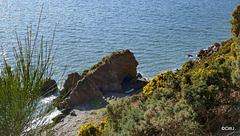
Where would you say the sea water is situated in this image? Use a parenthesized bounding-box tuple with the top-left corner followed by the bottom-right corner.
(0, 0, 238, 82)
(0, 0, 238, 127)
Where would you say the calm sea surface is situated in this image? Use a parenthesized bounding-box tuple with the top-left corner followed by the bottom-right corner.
(0, 0, 239, 87)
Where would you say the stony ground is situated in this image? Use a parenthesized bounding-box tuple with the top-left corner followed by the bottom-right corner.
(41, 89, 143, 136)
(49, 106, 100, 136)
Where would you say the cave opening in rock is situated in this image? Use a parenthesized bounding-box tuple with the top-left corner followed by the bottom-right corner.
(121, 77, 132, 91)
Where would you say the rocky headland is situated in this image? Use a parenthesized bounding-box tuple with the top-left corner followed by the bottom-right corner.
(44, 49, 149, 135)
(58, 49, 148, 109)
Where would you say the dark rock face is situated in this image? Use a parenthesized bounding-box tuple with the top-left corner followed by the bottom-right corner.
(87, 50, 138, 93)
(121, 73, 149, 92)
(66, 77, 103, 107)
(197, 42, 223, 60)
(60, 72, 84, 99)
(41, 78, 58, 96)
(59, 49, 139, 109)
(131, 77, 149, 91)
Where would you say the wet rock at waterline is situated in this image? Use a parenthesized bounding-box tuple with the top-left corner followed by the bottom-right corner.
(197, 42, 223, 60)
(41, 78, 58, 96)
(60, 72, 84, 99)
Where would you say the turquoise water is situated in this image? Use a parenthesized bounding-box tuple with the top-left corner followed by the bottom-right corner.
(0, 0, 238, 85)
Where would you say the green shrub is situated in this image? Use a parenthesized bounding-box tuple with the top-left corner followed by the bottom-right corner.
(229, 5, 240, 84)
(182, 73, 192, 85)
(104, 91, 201, 136)
(0, 10, 58, 135)
(143, 70, 180, 98)
(182, 60, 194, 72)
(230, 4, 240, 41)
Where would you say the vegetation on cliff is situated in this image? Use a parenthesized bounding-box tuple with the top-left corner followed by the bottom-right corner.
(89, 49, 131, 71)
(79, 5, 240, 136)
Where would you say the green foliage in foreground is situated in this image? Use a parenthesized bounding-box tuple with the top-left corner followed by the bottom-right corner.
(0, 13, 57, 135)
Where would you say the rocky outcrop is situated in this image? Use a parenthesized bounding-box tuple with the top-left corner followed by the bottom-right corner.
(59, 72, 84, 99)
(197, 42, 223, 59)
(66, 77, 103, 107)
(87, 49, 138, 93)
(41, 78, 58, 96)
(59, 49, 140, 109)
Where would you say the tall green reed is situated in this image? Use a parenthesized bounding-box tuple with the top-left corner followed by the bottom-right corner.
(0, 8, 58, 135)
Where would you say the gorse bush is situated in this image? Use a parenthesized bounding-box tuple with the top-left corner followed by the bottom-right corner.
(143, 72, 166, 97)
(0, 9, 58, 135)
(143, 70, 180, 98)
(180, 39, 236, 121)
(99, 119, 107, 132)
(104, 91, 200, 136)
(78, 122, 101, 136)
(78, 120, 107, 136)
(182, 60, 194, 72)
